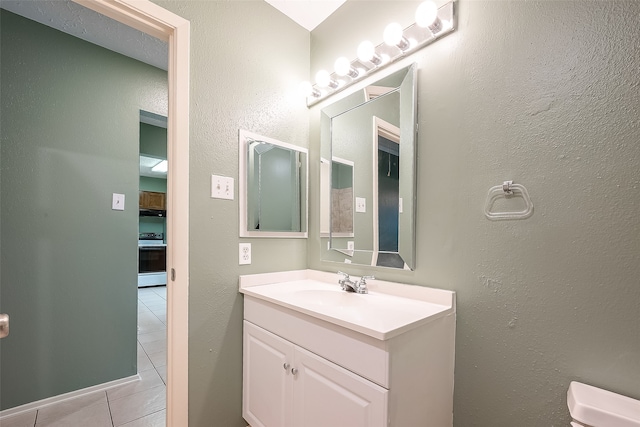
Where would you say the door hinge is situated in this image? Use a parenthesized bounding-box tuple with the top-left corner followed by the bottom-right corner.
(171, 268, 176, 281)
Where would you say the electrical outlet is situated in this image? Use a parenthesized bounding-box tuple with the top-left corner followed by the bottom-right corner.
(239, 243, 251, 265)
(347, 241, 354, 251)
(399, 197, 403, 213)
(355, 197, 366, 213)
(211, 174, 234, 200)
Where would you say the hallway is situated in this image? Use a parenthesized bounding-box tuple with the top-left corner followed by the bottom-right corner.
(2, 286, 167, 427)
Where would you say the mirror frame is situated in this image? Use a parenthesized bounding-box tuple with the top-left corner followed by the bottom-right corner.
(321, 64, 417, 269)
(239, 129, 309, 238)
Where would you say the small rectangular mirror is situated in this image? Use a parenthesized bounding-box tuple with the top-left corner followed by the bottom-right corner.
(239, 129, 308, 238)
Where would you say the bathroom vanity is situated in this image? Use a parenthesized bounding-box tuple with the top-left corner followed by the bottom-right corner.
(240, 270, 456, 427)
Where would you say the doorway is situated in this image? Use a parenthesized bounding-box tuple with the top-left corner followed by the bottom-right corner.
(0, 1, 189, 425)
(372, 117, 404, 269)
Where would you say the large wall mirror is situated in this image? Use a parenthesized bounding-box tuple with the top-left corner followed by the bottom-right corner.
(239, 129, 308, 238)
(321, 64, 417, 269)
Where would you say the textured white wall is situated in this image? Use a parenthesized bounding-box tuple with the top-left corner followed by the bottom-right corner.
(309, 1, 640, 425)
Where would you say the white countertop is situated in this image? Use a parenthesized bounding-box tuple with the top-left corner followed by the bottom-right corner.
(239, 269, 455, 340)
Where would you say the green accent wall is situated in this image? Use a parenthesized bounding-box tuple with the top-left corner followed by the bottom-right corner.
(139, 176, 167, 193)
(332, 162, 353, 189)
(152, 1, 310, 425)
(309, 1, 640, 426)
(0, 10, 167, 410)
(140, 122, 167, 159)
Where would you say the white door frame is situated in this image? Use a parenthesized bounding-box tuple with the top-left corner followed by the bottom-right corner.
(73, 1, 190, 425)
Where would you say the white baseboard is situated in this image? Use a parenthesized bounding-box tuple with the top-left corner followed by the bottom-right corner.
(0, 373, 140, 420)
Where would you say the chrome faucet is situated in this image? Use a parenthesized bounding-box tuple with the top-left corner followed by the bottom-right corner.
(337, 272, 374, 294)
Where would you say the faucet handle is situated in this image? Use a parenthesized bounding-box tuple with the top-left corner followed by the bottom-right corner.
(337, 271, 350, 280)
(358, 275, 375, 285)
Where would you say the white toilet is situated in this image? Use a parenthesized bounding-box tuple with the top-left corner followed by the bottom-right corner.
(567, 381, 640, 427)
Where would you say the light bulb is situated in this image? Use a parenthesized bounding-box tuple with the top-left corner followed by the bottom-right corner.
(415, 1, 442, 33)
(334, 57, 359, 79)
(415, 1, 438, 27)
(298, 81, 320, 98)
(383, 23, 403, 46)
(357, 40, 382, 65)
(315, 70, 331, 87)
(383, 23, 410, 50)
(357, 41, 374, 61)
(334, 57, 350, 76)
(315, 69, 338, 89)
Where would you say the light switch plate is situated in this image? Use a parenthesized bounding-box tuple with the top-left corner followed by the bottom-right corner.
(347, 241, 354, 251)
(112, 193, 125, 211)
(399, 197, 403, 213)
(355, 197, 366, 213)
(211, 174, 234, 200)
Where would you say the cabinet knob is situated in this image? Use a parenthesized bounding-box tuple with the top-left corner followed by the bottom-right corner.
(283, 363, 290, 371)
(291, 368, 298, 376)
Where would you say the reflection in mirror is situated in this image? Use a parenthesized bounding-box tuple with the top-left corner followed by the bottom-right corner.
(320, 64, 417, 269)
(239, 129, 308, 238)
(374, 117, 403, 268)
(320, 157, 354, 238)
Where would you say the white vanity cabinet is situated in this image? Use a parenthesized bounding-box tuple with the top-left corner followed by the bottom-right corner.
(243, 320, 387, 427)
(240, 270, 456, 427)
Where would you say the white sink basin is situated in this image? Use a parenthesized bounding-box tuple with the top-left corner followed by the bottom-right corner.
(239, 270, 455, 340)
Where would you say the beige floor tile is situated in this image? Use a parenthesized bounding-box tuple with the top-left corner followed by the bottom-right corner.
(152, 288, 166, 298)
(140, 339, 166, 355)
(137, 319, 165, 335)
(109, 386, 166, 426)
(107, 369, 164, 401)
(139, 301, 164, 310)
(0, 410, 37, 427)
(118, 409, 165, 427)
(138, 312, 160, 323)
(142, 301, 165, 311)
(147, 349, 166, 368)
(137, 331, 166, 343)
(150, 308, 166, 317)
(138, 346, 154, 372)
(35, 392, 111, 427)
(155, 365, 167, 385)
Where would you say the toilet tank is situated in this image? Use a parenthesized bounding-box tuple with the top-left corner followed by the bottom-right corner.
(568, 381, 640, 427)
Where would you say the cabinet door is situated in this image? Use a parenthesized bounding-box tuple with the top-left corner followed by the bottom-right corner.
(139, 191, 166, 210)
(147, 192, 165, 210)
(243, 321, 294, 427)
(292, 346, 388, 427)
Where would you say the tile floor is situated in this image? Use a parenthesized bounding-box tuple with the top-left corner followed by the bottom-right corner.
(2, 286, 168, 427)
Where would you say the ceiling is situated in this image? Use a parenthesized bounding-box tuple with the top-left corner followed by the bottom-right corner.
(0, 0, 345, 71)
(264, 0, 345, 31)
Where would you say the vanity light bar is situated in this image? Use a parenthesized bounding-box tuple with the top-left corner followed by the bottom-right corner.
(301, 0, 456, 107)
